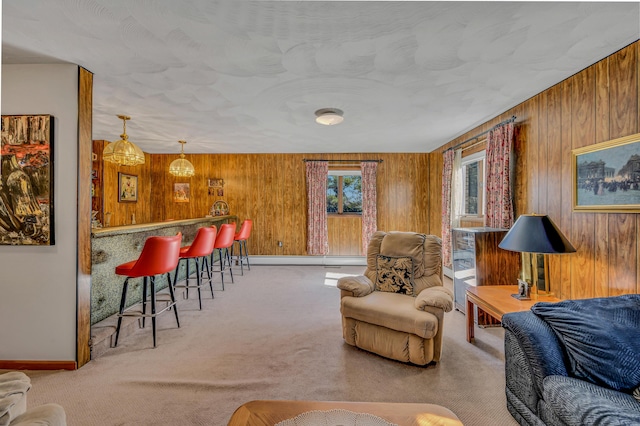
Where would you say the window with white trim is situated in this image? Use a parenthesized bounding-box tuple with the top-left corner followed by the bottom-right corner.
(461, 151, 485, 217)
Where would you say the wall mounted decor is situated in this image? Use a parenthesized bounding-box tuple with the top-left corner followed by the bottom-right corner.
(174, 183, 190, 203)
(572, 132, 640, 212)
(208, 178, 224, 187)
(118, 172, 138, 202)
(0, 114, 55, 245)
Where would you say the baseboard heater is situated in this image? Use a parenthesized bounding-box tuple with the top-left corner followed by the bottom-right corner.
(249, 255, 366, 266)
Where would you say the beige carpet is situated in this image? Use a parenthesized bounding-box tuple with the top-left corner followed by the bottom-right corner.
(6, 265, 518, 426)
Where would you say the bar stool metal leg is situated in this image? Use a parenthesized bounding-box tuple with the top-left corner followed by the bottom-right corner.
(113, 278, 130, 348)
(166, 272, 180, 327)
(150, 276, 157, 348)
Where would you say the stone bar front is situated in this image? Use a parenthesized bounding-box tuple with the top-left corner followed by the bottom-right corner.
(91, 216, 237, 325)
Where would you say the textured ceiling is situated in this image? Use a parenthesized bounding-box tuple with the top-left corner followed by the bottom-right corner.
(3, 1, 639, 154)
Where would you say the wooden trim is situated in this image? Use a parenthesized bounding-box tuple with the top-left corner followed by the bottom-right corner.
(77, 67, 93, 368)
(0, 360, 76, 371)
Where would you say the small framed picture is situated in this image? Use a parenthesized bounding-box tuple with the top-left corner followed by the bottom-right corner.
(118, 173, 138, 202)
(174, 182, 190, 202)
(208, 178, 224, 187)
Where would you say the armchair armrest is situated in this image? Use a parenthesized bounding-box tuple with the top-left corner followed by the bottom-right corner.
(337, 275, 374, 297)
(415, 286, 453, 312)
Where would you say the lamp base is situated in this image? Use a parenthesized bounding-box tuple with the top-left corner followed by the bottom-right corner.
(511, 293, 531, 301)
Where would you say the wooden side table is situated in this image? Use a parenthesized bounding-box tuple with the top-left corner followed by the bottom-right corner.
(465, 285, 560, 343)
(228, 400, 462, 426)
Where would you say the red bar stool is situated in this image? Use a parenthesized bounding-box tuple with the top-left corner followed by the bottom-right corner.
(211, 223, 235, 289)
(173, 226, 217, 310)
(231, 219, 253, 275)
(113, 232, 182, 348)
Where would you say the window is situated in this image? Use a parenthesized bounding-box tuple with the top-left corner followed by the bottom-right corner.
(461, 152, 485, 216)
(327, 171, 362, 214)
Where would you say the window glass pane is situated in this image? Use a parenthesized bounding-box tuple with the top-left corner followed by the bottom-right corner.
(327, 175, 338, 213)
(464, 162, 479, 214)
(342, 176, 362, 213)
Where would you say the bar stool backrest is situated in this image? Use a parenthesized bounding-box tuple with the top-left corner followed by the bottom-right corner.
(129, 232, 182, 277)
(214, 224, 235, 249)
(235, 219, 253, 240)
(183, 226, 216, 257)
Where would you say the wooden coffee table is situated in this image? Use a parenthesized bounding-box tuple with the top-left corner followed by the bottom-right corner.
(228, 400, 462, 425)
(465, 285, 560, 343)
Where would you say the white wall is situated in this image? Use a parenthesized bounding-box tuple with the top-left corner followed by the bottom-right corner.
(0, 64, 79, 361)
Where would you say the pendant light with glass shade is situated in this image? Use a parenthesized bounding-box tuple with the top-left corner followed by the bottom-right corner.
(169, 140, 196, 177)
(103, 115, 145, 166)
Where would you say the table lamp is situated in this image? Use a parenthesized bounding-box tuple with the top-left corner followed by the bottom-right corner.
(498, 214, 576, 300)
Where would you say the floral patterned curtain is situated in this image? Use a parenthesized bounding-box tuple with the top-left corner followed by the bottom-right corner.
(306, 161, 329, 255)
(361, 162, 378, 255)
(441, 149, 455, 269)
(486, 122, 515, 229)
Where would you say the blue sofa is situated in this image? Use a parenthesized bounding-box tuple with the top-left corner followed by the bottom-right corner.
(502, 294, 640, 426)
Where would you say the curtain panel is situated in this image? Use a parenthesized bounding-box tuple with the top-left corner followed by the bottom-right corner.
(306, 161, 329, 255)
(485, 122, 515, 229)
(361, 162, 378, 255)
(441, 149, 455, 269)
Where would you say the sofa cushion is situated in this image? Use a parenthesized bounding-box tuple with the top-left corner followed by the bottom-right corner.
(543, 375, 640, 426)
(531, 294, 640, 392)
(341, 291, 438, 339)
(375, 255, 414, 296)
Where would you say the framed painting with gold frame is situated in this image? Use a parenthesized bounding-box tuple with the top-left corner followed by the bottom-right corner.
(572, 132, 640, 212)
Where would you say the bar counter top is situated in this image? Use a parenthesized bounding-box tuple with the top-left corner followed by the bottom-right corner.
(92, 216, 235, 237)
(91, 215, 237, 326)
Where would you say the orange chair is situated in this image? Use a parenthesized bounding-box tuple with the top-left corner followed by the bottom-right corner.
(211, 223, 235, 289)
(231, 219, 253, 275)
(173, 226, 217, 310)
(113, 233, 182, 348)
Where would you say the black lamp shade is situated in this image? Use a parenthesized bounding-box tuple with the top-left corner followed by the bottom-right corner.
(499, 214, 576, 254)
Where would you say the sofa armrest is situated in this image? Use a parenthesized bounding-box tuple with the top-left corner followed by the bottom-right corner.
(414, 286, 453, 312)
(502, 311, 569, 398)
(337, 275, 374, 297)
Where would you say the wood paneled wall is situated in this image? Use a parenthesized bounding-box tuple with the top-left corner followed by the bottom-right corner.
(97, 142, 152, 227)
(432, 41, 640, 299)
(105, 153, 432, 256)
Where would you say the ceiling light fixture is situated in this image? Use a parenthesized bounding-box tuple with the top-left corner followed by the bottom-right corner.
(103, 115, 145, 166)
(169, 140, 196, 177)
(315, 108, 344, 126)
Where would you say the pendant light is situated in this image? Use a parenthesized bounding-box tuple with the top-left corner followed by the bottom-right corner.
(103, 115, 145, 166)
(169, 140, 196, 177)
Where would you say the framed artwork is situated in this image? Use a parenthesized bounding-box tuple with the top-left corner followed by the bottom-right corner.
(0, 114, 55, 245)
(573, 132, 640, 212)
(174, 183, 190, 202)
(208, 178, 224, 187)
(118, 173, 138, 202)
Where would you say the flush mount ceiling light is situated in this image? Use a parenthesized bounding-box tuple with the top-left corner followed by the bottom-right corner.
(103, 115, 145, 166)
(315, 108, 344, 126)
(169, 140, 196, 177)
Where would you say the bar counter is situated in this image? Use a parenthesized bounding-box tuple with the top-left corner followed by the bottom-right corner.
(91, 216, 237, 325)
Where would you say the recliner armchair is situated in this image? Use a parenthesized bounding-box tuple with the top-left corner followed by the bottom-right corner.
(337, 231, 453, 365)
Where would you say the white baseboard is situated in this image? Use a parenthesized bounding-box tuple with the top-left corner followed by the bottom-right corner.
(248, 255, 366, 266)
(443, 266, 453, 279)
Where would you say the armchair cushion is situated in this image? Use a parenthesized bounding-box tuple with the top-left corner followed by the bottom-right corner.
(531, 294, 640, 392)
(375, 255, 414, 296)
(415, 286, 454, 312)
(341, 291, 438, 339)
